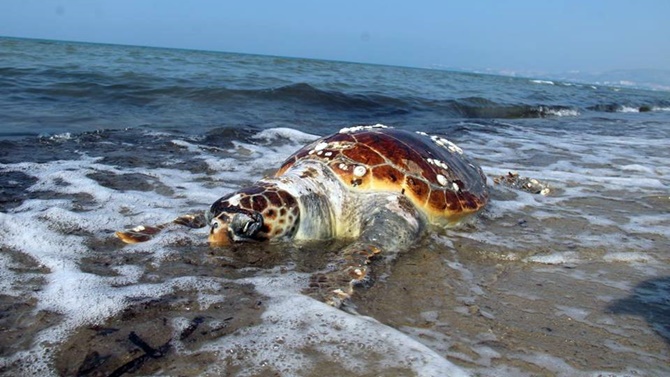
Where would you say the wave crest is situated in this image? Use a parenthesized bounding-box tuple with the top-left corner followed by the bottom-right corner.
(3, 66, 668, 121)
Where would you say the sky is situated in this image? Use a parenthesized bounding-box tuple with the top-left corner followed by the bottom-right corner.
(1, 0, 669, 75)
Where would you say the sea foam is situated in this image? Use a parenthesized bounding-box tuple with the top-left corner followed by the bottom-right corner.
(1, 126, 669, 376)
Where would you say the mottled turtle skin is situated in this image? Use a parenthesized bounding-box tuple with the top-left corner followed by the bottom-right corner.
(118, 125, 489, 308)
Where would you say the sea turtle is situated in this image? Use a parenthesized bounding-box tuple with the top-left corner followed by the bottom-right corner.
(116, 124, 489, 307)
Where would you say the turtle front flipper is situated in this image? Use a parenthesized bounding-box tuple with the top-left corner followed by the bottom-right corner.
(115, 213, 207, 244)
(306, 243, 381, 308)
(115, 224, 166, 244)
(304, 194, 423, 308)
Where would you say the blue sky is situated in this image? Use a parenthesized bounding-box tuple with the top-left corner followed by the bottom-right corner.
(2, 0, 668, 74)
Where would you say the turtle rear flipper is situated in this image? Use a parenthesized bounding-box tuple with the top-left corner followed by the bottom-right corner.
(172, 213, 208, 228)
(116, 212, 208, 244)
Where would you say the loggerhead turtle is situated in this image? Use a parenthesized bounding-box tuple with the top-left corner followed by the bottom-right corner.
(116, 124, 489, 307)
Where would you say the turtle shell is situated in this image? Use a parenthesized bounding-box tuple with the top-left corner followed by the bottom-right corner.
(276, 125, 489, 226)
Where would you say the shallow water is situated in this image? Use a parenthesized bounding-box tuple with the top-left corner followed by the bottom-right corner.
(1, 120, 668, 376)
(1, 37, 670, 376)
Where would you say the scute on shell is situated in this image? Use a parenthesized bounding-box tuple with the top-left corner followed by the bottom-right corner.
(276, 126, 488, 226)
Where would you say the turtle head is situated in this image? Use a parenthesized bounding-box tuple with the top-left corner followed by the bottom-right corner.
(208, 209, 264, 246)
(207, 185, 300, 246)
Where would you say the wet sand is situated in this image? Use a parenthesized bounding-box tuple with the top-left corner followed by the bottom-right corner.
(1, 126, 669, 376)
(359, 237, 670, 376)
(2, 217, 668, 376)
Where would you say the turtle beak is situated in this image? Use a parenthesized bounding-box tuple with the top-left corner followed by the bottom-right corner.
(208, 218, 232, 246)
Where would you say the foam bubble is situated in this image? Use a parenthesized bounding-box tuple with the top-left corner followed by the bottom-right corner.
(618, 106, 640, 113)
(461, 116, 670, 265)
(38, 132, 72, 141)
(526, 252, 580, 265)
(544, 108, 580, 117)
(555, 305, 590, 322)
(0, 128, 467, 375)
(603, 252, 653, 263)
(252, 127, 320, 143)
(1, 125, 669, 375)
(204, 273, 471, 377)
(530, 79, 555, 85)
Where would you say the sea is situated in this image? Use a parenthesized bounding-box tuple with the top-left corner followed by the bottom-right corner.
(0, 37, 669, 376)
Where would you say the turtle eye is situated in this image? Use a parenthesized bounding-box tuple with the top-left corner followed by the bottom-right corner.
(211, 220, 219, 229)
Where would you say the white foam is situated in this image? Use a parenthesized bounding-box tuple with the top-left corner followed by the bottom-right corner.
(526, 252, 580, 265)
(252, 127, 320, 143)
(555, 305, 590, 322)
(623, 213, 670, 238)
(39, 132, 72, 140)
(603, 252, 653, 263)
(1, 125, 669, 375)
(204, 273, 470, 377)
(620, 164, 654, 173)
(109, 264, 145, 285)
(618, 106, 640, 113)
(530, 79, 555, 85)
(544, 107, 580, 117)
(462, 117, 670, 264)
(0, 128, 468, 375)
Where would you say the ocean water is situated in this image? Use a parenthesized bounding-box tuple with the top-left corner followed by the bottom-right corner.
(0, 37, 669, 376)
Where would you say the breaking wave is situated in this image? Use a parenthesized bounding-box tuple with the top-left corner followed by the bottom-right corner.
(3, 65, 669, 124)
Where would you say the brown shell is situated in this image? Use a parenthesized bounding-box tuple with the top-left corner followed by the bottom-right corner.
(276, 126, 489, 226)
